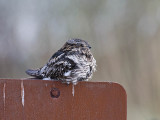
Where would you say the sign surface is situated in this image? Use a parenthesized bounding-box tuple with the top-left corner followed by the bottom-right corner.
(0, 79, 127, 120)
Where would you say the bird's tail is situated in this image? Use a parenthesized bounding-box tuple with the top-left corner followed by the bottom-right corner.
(26, 69, 42, 78)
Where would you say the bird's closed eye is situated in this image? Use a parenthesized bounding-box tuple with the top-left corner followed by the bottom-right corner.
(69, 44, 74, 46)
(80, 44, 84, 47)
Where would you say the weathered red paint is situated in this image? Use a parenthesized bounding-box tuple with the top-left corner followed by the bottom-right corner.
(0, 79, 127, 120)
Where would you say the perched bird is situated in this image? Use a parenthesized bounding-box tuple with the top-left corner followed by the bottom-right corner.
(26, 39, 96, 85)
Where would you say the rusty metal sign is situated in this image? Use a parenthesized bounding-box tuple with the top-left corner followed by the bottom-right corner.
(0, 79, 127, 120)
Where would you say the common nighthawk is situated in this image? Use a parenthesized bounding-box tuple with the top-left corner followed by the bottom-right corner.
(26, 39, 96, 85)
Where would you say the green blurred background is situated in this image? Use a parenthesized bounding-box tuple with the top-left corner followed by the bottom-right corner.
(0, 0, 160, 119)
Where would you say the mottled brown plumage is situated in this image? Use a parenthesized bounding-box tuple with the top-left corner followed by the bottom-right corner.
(26, 39, 96, 85)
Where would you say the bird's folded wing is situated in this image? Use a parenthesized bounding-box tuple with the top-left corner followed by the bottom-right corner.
(44, 58, 77, 79)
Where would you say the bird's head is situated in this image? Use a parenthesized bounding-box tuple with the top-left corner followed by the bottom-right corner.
(61, 39, 91, 51)
(67, 39, 91, 49)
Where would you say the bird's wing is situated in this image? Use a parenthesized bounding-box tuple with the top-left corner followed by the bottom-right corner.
(40, 50, 77, 79)
(49, 50, 64, 60)
(46, 57, 76, 79)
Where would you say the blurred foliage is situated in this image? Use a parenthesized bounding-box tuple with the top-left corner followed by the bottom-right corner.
(0, 0, 160, 119)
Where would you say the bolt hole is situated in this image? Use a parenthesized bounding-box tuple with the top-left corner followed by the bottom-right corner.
(50, 88, 60, 98)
